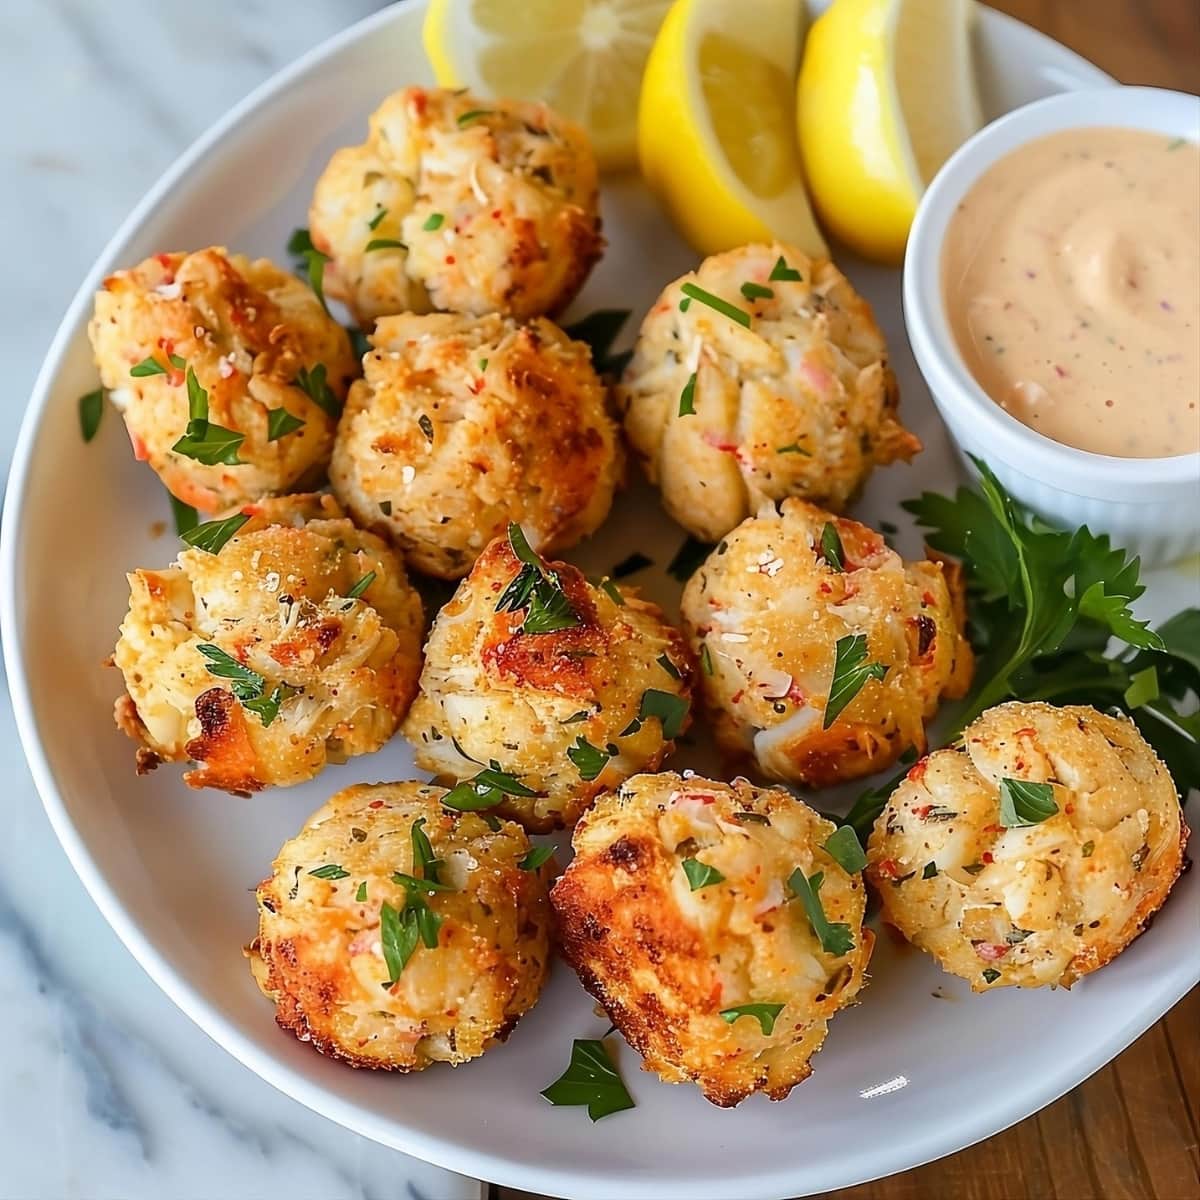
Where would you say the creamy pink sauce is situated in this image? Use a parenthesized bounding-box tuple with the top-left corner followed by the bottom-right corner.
(942, 127, 1199, 458)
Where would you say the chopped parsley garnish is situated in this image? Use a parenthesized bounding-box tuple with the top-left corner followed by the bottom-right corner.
(776, 442, 811, 455)
(997, 778, 1059, 828)
(478, 358, 488, 372)
(597, 576, 625, 607)
(823, 634, 888, 728)
(768, 256, 802, 282)
(379, 500, 392, 516)
(788, 868, 855, 957)
(410, 816, 443, 885)
(541, 1038, 634, 1121)
(347, 570, 376, 599)
(418, 413, 435, 441)
(679, 371, 697, 416)
(1166, 137, 1186, 151)
(266, 407, 305, 441)
(496, 523, 581, 634)
(819, 522, 846, 571)
(519, 845, 556, 872)
(181, 512, 249, 554)
(457, 108, 493, 126)
(656, 654, 681, 681)
(982, 968, 1001, 984)
(443, 761, 537, 811)
(171, 368, 245, 466)
(700, 642, 714, 676)
(367, 206, 388, 230)
(130, 352, 185, 377)
(666, 535, 712, 581)
(365, 238, 407, 252)
(78, 388, 104, 442)
(637, 689, 689, 739)
(390, 871, 455, 894)
(355, 881, 368, 902)
(379, 900, 420, 985)
(287, 227, 315, 257)
(195, 644, 295, 727)
(679, 282, 751, 328)
(288, 228, 330, 312)
(294, 363, 341, 418)
(612, 551, 652, 578)
(732, 812, 770, 825)
(922, 861, 939, 879)
(308, 864, 350, 880)
(822, 825, 867, 874)
(562, 309, 631, 375)
(567, 736, 612, 781)
(681, 857, 724, 891)
(169, 493, 198, 537)
(720, 1003, 784, 1035)
(561, 710, 592, 724)
(1081, 840, 1095, 858)
(423, 212, 445, 231)
(740, 281, 774, 301)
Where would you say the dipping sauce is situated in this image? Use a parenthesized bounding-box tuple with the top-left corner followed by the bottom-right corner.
(942, 127, 1199, 458)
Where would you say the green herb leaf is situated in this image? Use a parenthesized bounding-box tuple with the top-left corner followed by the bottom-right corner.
(679, 282, 751, 328)
(367, 207, 388, 230)
(130, 353, 186, 378)
(612, 551, 652, 578)
(365, 238, 407, 252)
(768, 256, 802, 282)
(410, 816, 443, 885)
(418, 413, 435, 441)
(824, 634, 888, 728)
(520, 844, 556, 872)
(681, 857, 725, 891)
(496, 524, 581, 635)
(982, 967, 1001, 984)
(740, 281, 774, 301)
(1081, 840, 1095, 858)
(181, 512, 249, 555)
(301, 246, 330, 312)
(638, 688, 689, 740)
(819, 522, 846, 572)
(379, 900, 420, 985)
(355, 881, 368, 901)
(700, 642, 714, 676)
(347, 570, 376, 599)
(822, 825, 867, 874)
(169, 493, 198, 536)
(308, 864, 350, 880)
(997, 778, 1059, 828)
(457, 108, 494, 126)
(720, 1003, 784, 1035)
(266, 407, 305, 441)
(294, 363, 341, 418)
(788, 868, 855, 956)
(79, 389, 104, 442)
(423, 212, 445, 231)
(597, 576, 625, 607)
(443, 761, 537, 811)
(541, 1038, 634, 1121)
(390, 871, 456, 894)
(195, 644, 264, 700)
(656, 653, 681, 680)
(679, 372, 697, 416)
(172, 419, 245, 466)
(242, 682, 297, 727)
(562, 309, 631, 375)
(732, 812, 770, 826)
(922, 861, 939, 879)
(567, 736, 612, 781)
(287, 227, 315, 257)
(667, 535, 712, 581)
(775, 441, 811, 455)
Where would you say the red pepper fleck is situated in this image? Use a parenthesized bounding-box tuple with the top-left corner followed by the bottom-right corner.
(907, 760, 928, 783)
(982, 851, 995, 864)
(368, 799, 385, 809)
(1065, 803, 1075, 815)
(912, 804, 933, 820)
(730, 689, 744, 704)
(922, 591, 936, 607)
(875, 858, 902, 880)
(975, 942, 1010, 962)
(1014, 727, 1036, 738)
(491, 209, 502, 219)
(445, 255, 456, 265)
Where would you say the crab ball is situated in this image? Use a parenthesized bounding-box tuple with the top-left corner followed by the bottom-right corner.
(552, 772, 873, 1107)
(309, 86, 603, 326)
(88, 247, 357, 513)
(618, 242, 920, 542)
(249, 781, 553, 1070)
(329, 312, 622, 580)
(112, 493, 423, 793)
(401, 531, 695, 832)
(680, 499, 973, 786)
(867, 702, 1188, 990)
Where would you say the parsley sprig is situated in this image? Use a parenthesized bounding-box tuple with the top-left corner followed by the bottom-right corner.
(195, 644, 296, 727)
(443, 761, 537, 811)
(541, 1038, 634, 1121)
(824, 634, 888, 728)
(496, 523, 581, 634)
(720, 1003, 784, 1035)
(170, 367, 245, 466)
(181, 512, 248, 555)
(563, 309, 632, 376)
(788, 868, 855, 957)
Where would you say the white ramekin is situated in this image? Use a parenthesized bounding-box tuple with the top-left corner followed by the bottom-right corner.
(904, 86, 1200, 567)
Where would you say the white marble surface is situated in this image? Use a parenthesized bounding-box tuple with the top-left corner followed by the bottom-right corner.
(1, 3, 480, 1197)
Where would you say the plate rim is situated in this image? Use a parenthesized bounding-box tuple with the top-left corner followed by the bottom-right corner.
(3, 4, 1193, 1199)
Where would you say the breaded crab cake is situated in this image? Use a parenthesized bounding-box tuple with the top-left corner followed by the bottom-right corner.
(309, 86, 603, 325)
(249, 781, 553, 1070)
(88, 247, 357, 512)
(680, 499, 973, 786)
(402, 528, 694, 832)
(867, 702, 1188, 991)
(618, 242, 920, 542)
(330, 312, 622, 580)
(112, 494, 423, 793)
(552, 772, 873, 1107)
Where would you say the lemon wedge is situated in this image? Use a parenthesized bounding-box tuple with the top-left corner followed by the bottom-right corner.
(638, 0, 825, 258)
(797, 0, 983, 264)
(423, 0, 673, 171)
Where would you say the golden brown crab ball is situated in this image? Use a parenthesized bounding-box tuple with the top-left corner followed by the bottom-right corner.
(867, 702, 1188, 991)
(680, 499, 973, 787)
(402, 531, 694, 833)
(88, 247, 356, 513)
(112, 493, 423, 793)
(309, 86, 603, 326)
(249, 781, 554, 1070)
(329, 312, 622, 580)
(618, 242, 920, 542)
(552, 772, 873, 1107)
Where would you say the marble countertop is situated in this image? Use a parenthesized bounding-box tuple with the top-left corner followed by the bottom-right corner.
(1, 2, 479, 1197)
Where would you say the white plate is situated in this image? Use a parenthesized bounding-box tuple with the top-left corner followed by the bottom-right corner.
(3, 4, 1197, 1199)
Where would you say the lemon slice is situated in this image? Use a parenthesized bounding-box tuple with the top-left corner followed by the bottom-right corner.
(423, 0, 673, 170)
(638, 0, 826, 258)
(797, 0, 983, 264)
